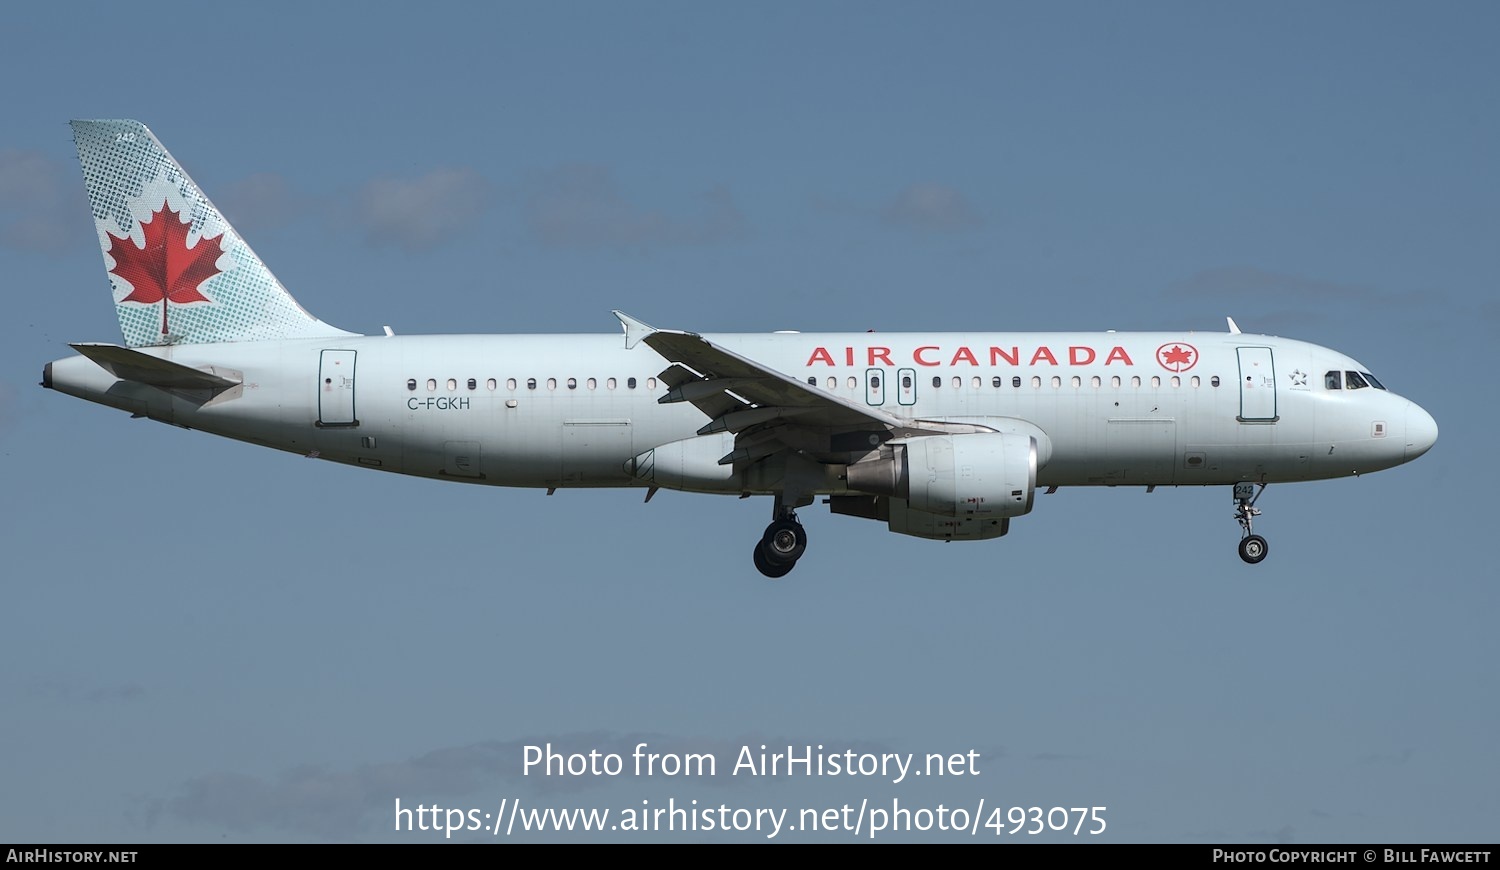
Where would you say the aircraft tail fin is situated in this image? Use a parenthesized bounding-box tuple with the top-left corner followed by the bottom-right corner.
(70, 119, 356, 348)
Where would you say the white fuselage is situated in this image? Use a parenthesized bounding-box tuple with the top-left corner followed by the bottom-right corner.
(44, 328, 1435, 493)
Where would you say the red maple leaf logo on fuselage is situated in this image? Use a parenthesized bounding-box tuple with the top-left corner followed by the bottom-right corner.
(107, 201, 224, 337)
(1155, 342, 1198, 372)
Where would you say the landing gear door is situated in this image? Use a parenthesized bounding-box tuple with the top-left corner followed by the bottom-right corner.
(865, 368, 886, 406)
(318, 349, 358, 427)
(1236, 347, 1277, 422)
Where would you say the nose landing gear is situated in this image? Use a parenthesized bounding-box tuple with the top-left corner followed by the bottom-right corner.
(1234, 482, 1268, 564)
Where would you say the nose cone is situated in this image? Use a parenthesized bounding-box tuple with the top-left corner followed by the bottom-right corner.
(1405, 401, 1438, 461)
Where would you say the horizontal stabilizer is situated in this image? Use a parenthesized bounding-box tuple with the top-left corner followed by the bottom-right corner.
(71, 342, 240, 392)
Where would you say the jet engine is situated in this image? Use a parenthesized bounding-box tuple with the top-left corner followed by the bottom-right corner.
(844, 432, 1037, 526)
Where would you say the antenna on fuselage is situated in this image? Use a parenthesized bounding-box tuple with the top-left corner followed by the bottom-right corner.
(1226, 316, 1242, 335)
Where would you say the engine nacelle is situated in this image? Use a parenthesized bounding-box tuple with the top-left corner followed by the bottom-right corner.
(846, 432, 1036, 518)
(828, 494, 1012, 541)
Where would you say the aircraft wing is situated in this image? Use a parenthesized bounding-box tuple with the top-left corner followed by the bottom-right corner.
(643, 329, 909, 432)
(617, 312, 933, 470)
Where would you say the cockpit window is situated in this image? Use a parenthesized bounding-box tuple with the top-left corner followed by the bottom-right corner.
(1325, 371, 1341, 390)
(1345, 371, 1370, 390)
(1362, 372, 1386, 390)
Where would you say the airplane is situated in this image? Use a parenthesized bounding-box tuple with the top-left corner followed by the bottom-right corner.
(42, 119, 1439, 578)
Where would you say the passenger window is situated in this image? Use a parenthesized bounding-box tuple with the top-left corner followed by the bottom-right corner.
(952, 376, 962, 389)
(607, 377, 617, 389)
(807, 377, 816, 386)
(1031, 376, 1041, 388)
(1050, 376, 1061, 389)
(870, 375, 881, 389)
(1151, 376, 1161, 388)
(992, 376, 1002, 388)
(828, 377, 838, 389)
(1325, 371, 1342, 390)
(527, 378, 537, 390)
(903, 375, 913, 389)
(502, 378, 512, 390)
(628, 377, 637, 389)
(1210, 376, 1220, 387)
(567, 377, 577, 390)
(647, 377, 657, 390)
(1111, 376, 1120, 388)
(1091, 376, 1101, 388)
(932, 376, 942, 388)
(467, 378, 477, 390)
(1171, 376, 1180, 388)
(427, 378, 437, 392)
(406, 378, 416, 391)
(1012, 377, 1021, 388)
(1131, 376, 1141, 388)
(1190, 376, 1199, 388)
(587, 378, 597, 390)
(446, 378, 457, 391)
(547, 378, 557, 390)
(971, 377, 981, 389)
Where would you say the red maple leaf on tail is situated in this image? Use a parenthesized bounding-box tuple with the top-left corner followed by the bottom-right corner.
(107, 201, 224, 336)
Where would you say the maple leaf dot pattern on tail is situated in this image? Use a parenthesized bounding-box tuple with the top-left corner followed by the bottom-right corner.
(107, 201, 224, 336)
(72, 119, 351, 347)
(1156, 342, 1198, 372)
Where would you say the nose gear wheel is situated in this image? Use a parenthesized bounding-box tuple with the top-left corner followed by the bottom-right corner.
(1234, 482, 1269, 564)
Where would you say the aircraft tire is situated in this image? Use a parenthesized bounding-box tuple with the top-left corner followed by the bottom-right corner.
(1238, 534, 1269, 564)
(753, 542, 794, 579)
(762, 519, 808, 564)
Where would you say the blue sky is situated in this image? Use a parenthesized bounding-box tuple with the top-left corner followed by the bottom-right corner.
(1, 1, 1494, 843)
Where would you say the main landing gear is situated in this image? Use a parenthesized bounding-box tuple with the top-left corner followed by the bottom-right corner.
(1234, 482, 1269, 564)
(753, 510, 808, 579)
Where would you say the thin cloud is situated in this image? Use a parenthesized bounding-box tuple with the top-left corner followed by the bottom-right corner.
(157, 733, 686, 837)
(526, 164, 747, 248)
(353, 167, 493, 252)
(1029, 751, 1085, 762)
(1478, 299, 1500, 328)
(0, 149, 58, 204)
(1357, 747, 1414, 766)
(217, 172, 306, 235)
(154, 731, 917, 838)
(0, 380, 16, 435)
(165, 744, 511, 837)
(879, 183, 982, 233)
(0, 149, 83, 254)
(1165, 267, 1384, 304)
(1160, 267, 1452, 335)
(24, 679, 145, 704)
